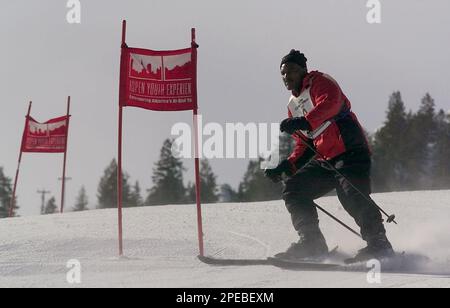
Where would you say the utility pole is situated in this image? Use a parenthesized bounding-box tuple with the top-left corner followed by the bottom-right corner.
(37, 189, 51, 215)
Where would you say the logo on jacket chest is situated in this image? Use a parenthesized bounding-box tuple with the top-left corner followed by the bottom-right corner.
(288, 88, 314, 117)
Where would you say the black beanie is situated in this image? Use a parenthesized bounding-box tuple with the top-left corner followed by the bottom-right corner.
(280, 49, 307, 69)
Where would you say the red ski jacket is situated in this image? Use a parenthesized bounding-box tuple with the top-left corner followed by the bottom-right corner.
(286, 71, 370, 170)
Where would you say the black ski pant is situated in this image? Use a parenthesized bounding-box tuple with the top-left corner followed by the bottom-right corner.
(282, 150, 386, 241)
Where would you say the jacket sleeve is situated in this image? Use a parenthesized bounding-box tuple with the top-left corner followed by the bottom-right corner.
(305, 75, 343, 130)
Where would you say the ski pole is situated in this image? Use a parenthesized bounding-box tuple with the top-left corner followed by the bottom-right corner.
(295, 132, 397, 225)
(314, 203, 362, 239)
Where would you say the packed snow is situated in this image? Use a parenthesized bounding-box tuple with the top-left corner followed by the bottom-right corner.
(0, 190, 449, 288)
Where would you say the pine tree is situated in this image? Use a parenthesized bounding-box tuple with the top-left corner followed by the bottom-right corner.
(0, 167, 17, 218)
(432, 109, 450, 189)
(372, 91, 411, 191)
(130, 181, 144, 207)
(238, 157, 283, 202)
(187, 159, 219, 203)
(43, 196, 57, 215)
(200, 159, 219, 203)
(146, 139, 186, 205)
(406, 93, 437, 189)
(73, 186, 89, 212)
(186, 182, 195, 203)
(97, 159, 133, 209)
(219, 184, 239, 202)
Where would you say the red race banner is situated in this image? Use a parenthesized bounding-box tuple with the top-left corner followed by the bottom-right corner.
(21, 116, 69, 153)
(119, 47, 197, 111)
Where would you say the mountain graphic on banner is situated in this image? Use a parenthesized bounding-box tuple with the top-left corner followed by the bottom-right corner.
(29, 121, 67, 137)
(164, 61, 192, 80)
(130, 55, 162, 80)
(164, 53, 192, 80)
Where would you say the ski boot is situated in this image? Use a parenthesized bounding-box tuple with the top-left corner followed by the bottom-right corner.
(274, 230, 329, 261)
(346, 233, 394, 264)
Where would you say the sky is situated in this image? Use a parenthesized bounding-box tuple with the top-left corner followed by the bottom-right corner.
(1, 0, 449, 216)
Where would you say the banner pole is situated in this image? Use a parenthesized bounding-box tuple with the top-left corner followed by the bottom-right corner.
(118, 105, 124, 256)
(191, 28, 204, 257)
(193, 109, 204, 257)
(117, 20, 127, 256)
(60, 96, 71, 214)
(9, 101, 32, 217)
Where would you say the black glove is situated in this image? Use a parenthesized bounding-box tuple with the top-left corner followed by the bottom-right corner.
(280, 117, 312, 134)
(264, 159, 295, 183)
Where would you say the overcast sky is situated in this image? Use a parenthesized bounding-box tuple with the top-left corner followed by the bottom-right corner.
(1, 0, 449, 216)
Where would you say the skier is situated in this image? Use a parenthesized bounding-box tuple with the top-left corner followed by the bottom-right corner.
(265, 49, 394, 261)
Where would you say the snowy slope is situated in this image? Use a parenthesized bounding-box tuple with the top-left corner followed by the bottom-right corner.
(0, 190, 449, 288)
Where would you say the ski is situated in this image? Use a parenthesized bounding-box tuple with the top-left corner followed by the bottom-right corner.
(267, 257, 341, 270)
(198, 251, 446, 276)
(198, 255, 271, 266)
(197, 246, 339, 267)
(198, 255, 345, 270)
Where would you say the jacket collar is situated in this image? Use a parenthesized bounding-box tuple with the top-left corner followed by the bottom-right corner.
(293, 71, 318, 96)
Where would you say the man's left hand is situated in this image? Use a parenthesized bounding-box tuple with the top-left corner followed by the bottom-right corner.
(280, 117, 312, 134)
(264, 159, 295, 183)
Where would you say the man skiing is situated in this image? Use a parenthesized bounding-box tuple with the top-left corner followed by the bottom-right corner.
(265, 49, 394, 262)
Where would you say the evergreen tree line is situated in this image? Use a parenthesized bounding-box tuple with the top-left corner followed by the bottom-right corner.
(370, 92, 450, 192)
(95, 133, 294, 208)
(0, 167, 17, 218)
(96, 139, 221, 209)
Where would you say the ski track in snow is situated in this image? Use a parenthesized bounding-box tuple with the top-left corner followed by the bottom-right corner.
(0, 190, 449, 288)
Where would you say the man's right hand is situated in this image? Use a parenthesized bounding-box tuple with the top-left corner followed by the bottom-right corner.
(280, 117, 312, 135)
(264, 159, 295, 183)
